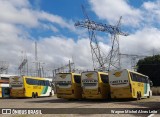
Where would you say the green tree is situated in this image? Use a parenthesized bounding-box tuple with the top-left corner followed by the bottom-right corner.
(137, 55, 160, 86)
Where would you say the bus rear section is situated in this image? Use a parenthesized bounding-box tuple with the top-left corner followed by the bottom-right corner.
(10, 76, 25, 97)
(56, 73, 82, 99)
(81, 71, 110, 99)
(109, 69, 132, 99)
(109, 69, 152, 99)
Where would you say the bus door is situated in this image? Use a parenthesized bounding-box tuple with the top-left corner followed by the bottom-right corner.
(144, 78, 149, 96)
(2, 87, 10, 98)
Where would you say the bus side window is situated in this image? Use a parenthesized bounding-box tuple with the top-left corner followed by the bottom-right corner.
(131, 73, 136, 82)
(26, 78, 33, 85)
(45, 81, 50, 86)
(26, 78, 29, 84)
(39, 80, 44, 86)
(100, 74, 108, 83)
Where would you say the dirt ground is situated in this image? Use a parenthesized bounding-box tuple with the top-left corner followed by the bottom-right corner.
(0, 95, 159, 117)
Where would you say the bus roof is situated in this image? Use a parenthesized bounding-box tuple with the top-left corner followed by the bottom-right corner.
(126, 69, 148, 77)
(0, 74, 16, 78)
(82, 71, 108, 75)
(56, 72, 81, 76)
(111, 69, 148, 78)
(16, 76, 53, 81)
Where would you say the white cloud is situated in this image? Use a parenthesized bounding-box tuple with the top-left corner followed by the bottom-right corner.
(1, 0, 160, 74)
(120, 27, 160, 54)
(89, 0, 142, 26)
(0, 0, 92, 74)
(0, 0, 77, 31)
(142, 0, 160, 23)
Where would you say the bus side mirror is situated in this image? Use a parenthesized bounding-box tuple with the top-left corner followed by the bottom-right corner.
(150, 81, 153, 87)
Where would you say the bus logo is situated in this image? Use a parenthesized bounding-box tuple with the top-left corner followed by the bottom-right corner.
(59, 74, 67, 79)
(12, 77, 19, 82)
(85, 73, 93, 79)
(113, 72, 122, 77)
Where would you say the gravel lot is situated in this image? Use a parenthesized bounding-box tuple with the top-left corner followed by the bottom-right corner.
(0, 95, 159, 117)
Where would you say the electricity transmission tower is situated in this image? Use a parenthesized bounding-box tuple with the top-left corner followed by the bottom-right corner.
(0, 61, 9, 74)
(75, 5, 128, 71)
(18, 51, 28, 75)
(53, 60, 74, 77)
(119, 53, 149, 71)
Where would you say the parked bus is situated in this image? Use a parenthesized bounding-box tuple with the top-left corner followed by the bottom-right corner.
(81, 71, 110, 99)
(0, 80, 10, 98)
(0, 74, 15, 98)
(109, 69, 153, 100)
(10, 76, 54, 98)
(56, 72, 82, 99)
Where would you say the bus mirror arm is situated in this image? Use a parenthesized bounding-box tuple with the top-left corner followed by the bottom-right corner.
(150, 81, 153, 87)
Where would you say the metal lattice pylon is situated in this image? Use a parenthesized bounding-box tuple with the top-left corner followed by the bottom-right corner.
(75, 6, 128, 71)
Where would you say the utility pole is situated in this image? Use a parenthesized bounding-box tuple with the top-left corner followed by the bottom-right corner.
(35, 41, 38, 77)
(53, 60, 74, 75)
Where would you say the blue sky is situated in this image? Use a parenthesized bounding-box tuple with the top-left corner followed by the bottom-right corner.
(29, 0, 86, 39)
(0, 0, 160, 74)
(27, 0, 160, 41)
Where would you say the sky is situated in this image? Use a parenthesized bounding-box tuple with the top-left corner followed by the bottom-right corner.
(0, 0, 160, 75)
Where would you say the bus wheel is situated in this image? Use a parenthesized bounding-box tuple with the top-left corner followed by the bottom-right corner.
(32, 92, 35, 98)
(139, 92, 141, 100)
(108, 94, 111, 101)
(49, 92, 52, 97)
(137, 92, 140, 100)
(147, 92, 150, 98)
(35, 93, 38, 98)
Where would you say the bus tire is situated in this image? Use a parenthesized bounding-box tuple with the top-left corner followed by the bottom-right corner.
(139, 92, 141, 100)
(32, 92, 35, 98)
(137, 92, 140, 100)
(147, 92, 150, 98)
(35, 93, 38, 98)
(108, 93, 111, 101)
(49, 92, 52, 97)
